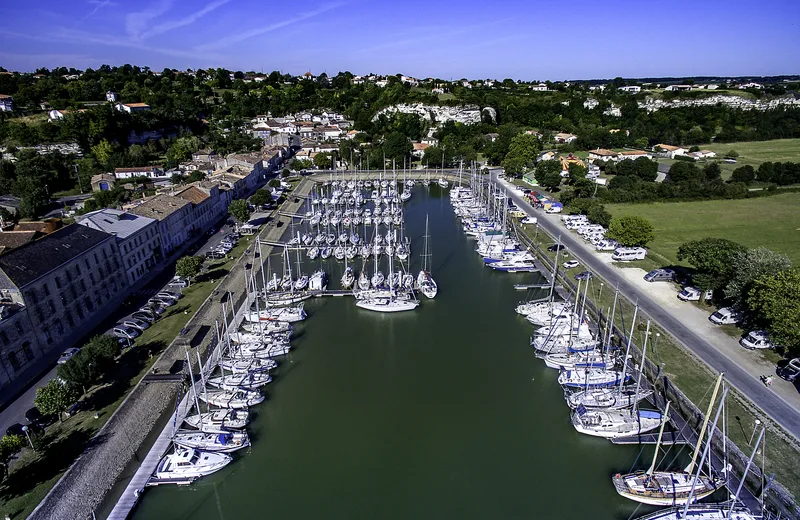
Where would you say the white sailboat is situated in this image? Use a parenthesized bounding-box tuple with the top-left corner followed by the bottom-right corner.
(218, 357, 277, 374)
(341, 266, 355, 289)
(245, 303, 307, 323)
(153, 447, 231, 483)
(199, 388, 264, 409)
(173, 430, 250, 453)
(417, 215, 438, 298)
(184, 409, 249, 433)
(206, 371, 273, 391)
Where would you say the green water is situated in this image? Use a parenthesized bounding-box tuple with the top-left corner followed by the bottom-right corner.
(132, 187, 656, 520)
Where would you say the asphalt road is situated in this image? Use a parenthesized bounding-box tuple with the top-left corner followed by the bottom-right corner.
(494, 173, 800, 441)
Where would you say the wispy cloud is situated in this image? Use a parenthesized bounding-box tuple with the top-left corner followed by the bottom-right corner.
(139, 0, 232, 39)
(197, 2, 345, 51)
(126, 0, 173, 40)
(72, 0, 116, 27)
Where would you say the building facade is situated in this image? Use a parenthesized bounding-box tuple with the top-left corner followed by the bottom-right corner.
(0, 225, 129, 392)
(77, 208, 161, 286)
(128, 194, 193, 258)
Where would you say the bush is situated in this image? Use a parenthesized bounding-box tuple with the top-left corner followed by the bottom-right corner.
(176, 255, 203, 281)
(606, 216, 654, 247)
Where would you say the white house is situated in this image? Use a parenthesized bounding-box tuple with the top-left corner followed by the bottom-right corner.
(0, 94, 13, 112)
(106, 91, 119, 102)
(115, 102, 150, 114)
(619, 85, 641, 94)
(554, 132, 578, 144)
(653, 144, 687, 159)
(588, 149, 618, 161)
(114, 166, 165, 179)
(664, 85, 694, 92)
(739, 82, 764, 90)
(529, 83, 548, 92)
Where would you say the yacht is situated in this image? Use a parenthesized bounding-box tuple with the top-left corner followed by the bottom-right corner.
(173, 430, 250, 453)
(566, 387, 653, 410)
(341, 266, 355, 289)
(558, 368, 630, 389)
(199, 389, 264, 409)
(153, 447, 231, 484)
(613, 471, 721, 507)
(572, 408, 664, 438)
(356, 297, 420, 313)
(245, 304, 307, 323)
(184, 409, 249, 433)
(206, 371, 273, 391)
(544, 351, 615, 371)
(218, 357, 277, 374)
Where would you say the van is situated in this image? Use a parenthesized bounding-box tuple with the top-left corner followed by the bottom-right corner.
(740, 330, 774, 350)
(644, 268, 676, 283)
(611, 247, 647, 261)
(596, 239, 619, 251)
(677, 286, 713, 302)
(778, 358, 800, 382)
(709, 307, 741, 325)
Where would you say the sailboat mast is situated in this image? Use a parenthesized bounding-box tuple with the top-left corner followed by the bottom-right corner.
(686, 372, 724, 475)
(646, 400, 672, 477)
(631, 320, 651, 413)
(617, 304, 639, 398)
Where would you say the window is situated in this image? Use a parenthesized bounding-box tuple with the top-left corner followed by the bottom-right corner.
(65, 310, 74, 328)
(55, 276, 62, 289)
(0, 331, 7, 345)
(84, 297, 94, 312)
(47, 300, 55, 314)
(42, 283, 50, 296)
(54, 319, 64, 334)
(14, 321, 23, 335)
(21, 342, 33, 361)
(8, 351, 19, 371)
(79, 280, 86, 292)
(43, 326, 52, 344)
(70, 286, 78, 300)
(64, 267, 72, 282)
(75, 305, 84, 319)
(89, 272, 96, 284)
(75, 263, 81, 275)
(85, 259, 91, 270)
(94, 253, 99, 264)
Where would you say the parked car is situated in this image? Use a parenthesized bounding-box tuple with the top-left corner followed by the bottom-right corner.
(148, 297, 175, 307)
(563, 260, 580, 269)
(740, 330, 774, 350)
(206, 250, 225, 260)
(574, 271, 593, 281)
(168, 277, 189, 288)
(521, 216, 538, 225)
(113, 326, 140, 340)
(644, 268, 676, 283)
(57, 347, 81, 365)
(709, 307, 742, 325)
(677, 287, 713, 302)
(156, 291, 181, 301)
(139, 304, 166, 316)
(132, 311, 156, 323)
(121, 318, 150, 332)
(778, 358, 800, 382)
(547, 244, 567, 252)
(595, 239, 619, 252)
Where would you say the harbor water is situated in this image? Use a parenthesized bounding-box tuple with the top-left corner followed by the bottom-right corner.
(131, 186, 657, 519)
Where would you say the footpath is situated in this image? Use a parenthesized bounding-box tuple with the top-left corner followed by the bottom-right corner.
(28, 179, 313, 520)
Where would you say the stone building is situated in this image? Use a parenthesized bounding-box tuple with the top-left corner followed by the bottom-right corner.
(0, 225, 128, 393)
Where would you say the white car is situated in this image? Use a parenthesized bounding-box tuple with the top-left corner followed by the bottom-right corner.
(677, 287, 713, 302)
(168, 277, 189, 288)
(563, 260, 580, 269)
(113, 326, 140, 341)
(521, 216, 538, 225)
(57, 348, 81, 365)
(709, 307, 742, 325)
(740, 330, 774, 350)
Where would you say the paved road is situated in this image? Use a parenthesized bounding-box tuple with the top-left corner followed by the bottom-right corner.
(493, 173, 800, 442)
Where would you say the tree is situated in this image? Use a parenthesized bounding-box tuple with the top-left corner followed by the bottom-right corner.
(267, 179, 281, 188)
(703, 162, 722, 181)
(731, 165, 756, 184)
(725, 149, 739, 159)
(228, 198, 251, 224)
(170, 173, 186, 186)
(187, 170, 206, 183)
(291, 158, 312, 171)
(15, 177, 50, 219)
(175, 255, 203, 281)
(606, 216, 655, 247)
(534, 159, 561, 185)
(90, 139, 115, 167)
(587, 204, 612, 227)
(382, 131, 412, 163)
(633, 137, 649, 149)
(633, 157, 658, 181)
(540, 171, 563, 191)
(725, 247, 791, 309)
(501, 133, 541, 176)
(676, 238, 747, 293)
(747, 268, 800, 356)
(249, 189, 271, 208)
(34, 380, 79, 422)
(668, 161, 701, 183)
(57, 352, 101, 392)
(0, 434, 24, 480)
(313, 152, 332, 170)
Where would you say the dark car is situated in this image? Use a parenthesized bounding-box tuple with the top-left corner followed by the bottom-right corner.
(575, 271, 593, 281)
(24, 407, 42, 424)
(547, 244, 567, 252)
(5, 423, 24, 437)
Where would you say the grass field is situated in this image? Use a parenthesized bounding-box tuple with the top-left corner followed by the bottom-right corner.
(697, 138, 800, 181)
(606, 192, 800, 267)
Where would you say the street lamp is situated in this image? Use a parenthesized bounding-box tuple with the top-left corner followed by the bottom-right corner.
(21, 425, 33, 449)
(749, 419, 762, 445)
(599, 282, 605, 300)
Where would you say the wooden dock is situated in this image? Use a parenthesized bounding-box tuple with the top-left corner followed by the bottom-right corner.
(611, 431, 687, 445)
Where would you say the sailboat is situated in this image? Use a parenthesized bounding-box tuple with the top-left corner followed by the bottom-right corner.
(184, 409, 249, 433)
(417, 215, 438, 298)
(341, 266, 355, 289)
(613, 375, 726, 506)
(153, 447, 231, 483)
(219, 357, 277, 374)
(199, 388, 264, 409)
(206, 370, 273, 391)
(172, 430, 250, 453)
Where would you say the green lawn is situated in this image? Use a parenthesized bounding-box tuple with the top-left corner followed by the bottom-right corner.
(606, 193, 800, 266)
(696, 138, 800, 181)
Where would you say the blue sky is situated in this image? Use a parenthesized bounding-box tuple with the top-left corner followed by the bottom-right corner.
(0, 0, 798, 79)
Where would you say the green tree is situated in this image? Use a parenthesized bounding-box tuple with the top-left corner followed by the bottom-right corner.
(725, 247, 791, 309)
(606, 216, 655, 247)
(676, 238, 747, 293)
(34, 380, 79, 422)
(587, 204, 612, 227)
(175, 255, 203, 281)
(268, 179, 281, 188)
(0, 434, 24, 480)
(633, 157, 658, 181)
(534, 160, 561, 185)
(313, 153, 332, 170)
(382, 132, 412, 163)
(539, 171, 563, 191)
(291, 158, 312, 171)
(703, 162, 722, 181)
(501, 133, 541, 176)
(187, 170, 206, 183)
(90, 139, 115, 167)
(633, 137, 649, 149)
(249, 189, 271, 208)
(731, 165, 756, 184)
(57, 352, 101, 393)
(725, 149, 739, 159)
(170, 172, 186, 185)
(747, 268, 800, 356)
(228, 198, 251, 223)
(15, 176, 50, 218)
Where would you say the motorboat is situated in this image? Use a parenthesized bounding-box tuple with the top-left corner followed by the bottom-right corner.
(341, 266, 355, 289)
(153, 447, 231, 483)
(173, 430, 250, 453)
(309, 269, 327, 291)
(294, 275, 309, 291)
(184, 409, 249, 433)
(199, 389, 264, 409)
(488, 258, 538, 273)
